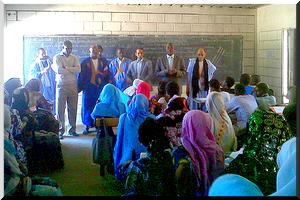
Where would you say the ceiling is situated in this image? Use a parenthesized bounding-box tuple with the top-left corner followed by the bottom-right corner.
(0, 0, 270, 9)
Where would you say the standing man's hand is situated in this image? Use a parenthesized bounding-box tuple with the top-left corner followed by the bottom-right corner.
(41, 66, 50, 74)
(168, 69, 176, 75)
(186, 90, 189, 97)
(186, 83, 190, 97)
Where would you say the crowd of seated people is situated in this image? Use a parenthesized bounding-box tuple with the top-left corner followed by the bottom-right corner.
(4, 72, 296, 197)
(4, 91, 63, 196)
(108, 73, 295, 196)
(4, 77, 64, 196)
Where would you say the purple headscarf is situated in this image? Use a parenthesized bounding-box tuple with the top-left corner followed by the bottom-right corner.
(181, 110, 224, 195)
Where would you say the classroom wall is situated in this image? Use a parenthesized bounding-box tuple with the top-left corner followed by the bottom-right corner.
(4, 4, 257, 126)
(4, 4, 257, 83)
(257, 4, 296, 104)
(0, 1, 4, 198)
(0, 1, 4, 88)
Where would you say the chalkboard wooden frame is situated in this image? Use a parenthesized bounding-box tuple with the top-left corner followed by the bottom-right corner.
(23, 34, 243, 85)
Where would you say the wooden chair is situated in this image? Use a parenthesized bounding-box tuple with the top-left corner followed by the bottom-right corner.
(95, 117, 119, 130)
(94, 117, 119, 176)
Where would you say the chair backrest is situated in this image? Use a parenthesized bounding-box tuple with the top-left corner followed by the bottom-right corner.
(95, 117, 119, 127)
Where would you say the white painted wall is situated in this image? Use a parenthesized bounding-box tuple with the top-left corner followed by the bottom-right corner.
(3, 4, 257, 128)
(257, 4, 296, 104)
(0, 1, 5, 197)
(4, 4, 257, 83)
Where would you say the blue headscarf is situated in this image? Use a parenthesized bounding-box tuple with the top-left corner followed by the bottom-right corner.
(270, 137, 296, 196)
(208, 174, 264, 196)
(113, 94, 155, 180)
(91, 83, 129, 119)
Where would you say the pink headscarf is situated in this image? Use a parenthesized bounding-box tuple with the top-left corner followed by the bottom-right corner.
(181, 110, 224, 195)
(136, 81, 151, 99)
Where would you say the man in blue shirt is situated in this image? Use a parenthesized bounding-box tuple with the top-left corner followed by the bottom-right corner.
(108, 48, 131, 91)
(78, 44, 110, 135)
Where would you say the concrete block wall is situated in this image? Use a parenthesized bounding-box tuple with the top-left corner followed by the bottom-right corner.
(257, 30, 282, 101)
(4, 4, 257, 126)
(4, 4, 257, 83)
(1, 1, 5, 172)
(257, 4, 296, 104)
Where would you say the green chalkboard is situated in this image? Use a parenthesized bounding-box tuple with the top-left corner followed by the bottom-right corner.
(23, 34, 243, 85)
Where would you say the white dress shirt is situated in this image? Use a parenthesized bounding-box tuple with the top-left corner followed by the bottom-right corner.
(198, 61, 205, 90)
(167, 54, 174, 70)
(92, 58, 98, 71)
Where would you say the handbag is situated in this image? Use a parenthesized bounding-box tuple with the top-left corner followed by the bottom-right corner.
(92, 118, 114, 165)
(92, 133, 101, 164)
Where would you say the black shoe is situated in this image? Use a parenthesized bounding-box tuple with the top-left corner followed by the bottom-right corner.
(107, 164, 115, 175)
(68, 132, 79, 137)
(100, 165, 105, 176)
(59, 131, 64, 139)
(82, 128, 89, 135)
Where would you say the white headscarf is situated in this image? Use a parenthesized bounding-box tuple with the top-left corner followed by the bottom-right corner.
(270, 137, 296, 196)
(123, 79, 143, 97)
(206, 91, 237, 155)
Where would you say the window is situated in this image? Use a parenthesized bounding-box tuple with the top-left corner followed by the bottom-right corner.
(282, 28, 296, 104)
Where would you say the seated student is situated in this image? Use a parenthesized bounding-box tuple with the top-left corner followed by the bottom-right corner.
(150, 80, 168, 102)
(210, 138, 296, 197)
(9, 87, 64, 174)
(239, 73, 254, 95)
(209, 79, 231, 108)
(224, 106, 294, 195)
(123, 78, 143, 98)
(12, 84, 59, 135)
(172, 110, 224, 197)
(283, 86, 296, 135)
(156, 81, 188, 118)
(226, 83, 258, 147)
(11, 87, 30, 119)
(208, 174, 264, 196)
(4, 77, 22, 106)
(250, 74, 261, 86)
(221, 76, 235, 94)
(4, 105, 63, 197)
(113, 94, 155, 180)
(24, 78, 52, 112)
(156, 95, 188, 148)
(91, 83, 129, 119)
(249, 74, 261, 97)
(91, 83, 130, 176)
(127, 80, 152, 107)
(4, 104, 27, 168)
(150, 80, 168, 116)
(270, 137, 296, 196)
(268, 88, 275, 96)
(136, 81, 151, 100)
(4, 141, 63, 196)
(255, 82, 277, 108)
(206, 92, 237, 156)
(210, 137, 296, 197)
(154, 80, 188, 116)
(123, 118, 176, 196)
(166, 80, 180, 99)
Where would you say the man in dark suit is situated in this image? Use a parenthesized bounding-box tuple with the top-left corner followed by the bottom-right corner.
(126, 48, 153, 84)
(154, 43, 186, 89)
